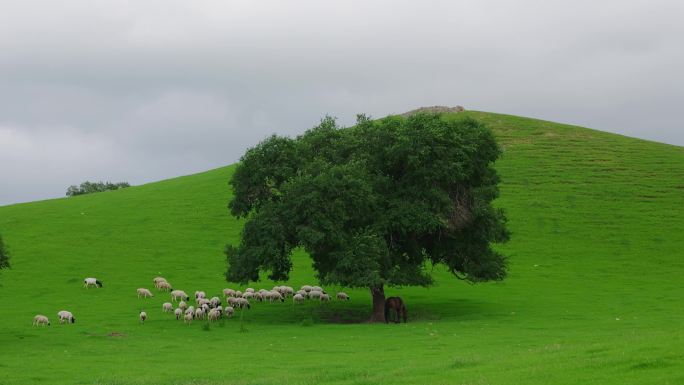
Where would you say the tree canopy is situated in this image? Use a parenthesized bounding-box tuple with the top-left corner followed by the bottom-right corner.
(225, 113, 509, 320)
(66, 181, 130, 197)
(0, 234, 9, 273)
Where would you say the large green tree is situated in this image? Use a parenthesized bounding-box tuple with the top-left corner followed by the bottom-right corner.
(225, 113, 510, 321)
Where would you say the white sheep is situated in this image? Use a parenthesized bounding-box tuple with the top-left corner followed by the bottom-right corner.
(245, 288, 255, 293)
(83, 277, 103, 288)
(293, 293, 305, 303)
(174, 308, 183, 320)
(223, 288, 236, 297)
(157, 281, 172, 291)
(153, 277, 167, 284)
(312, 286, 323, 292)
(57, 310, 75, 324)
(139, 311, 147, 323)
(296, 289, 308, 298)
(194, 307, 205, 319)
(320, 293, 331, 302)
(162, 302, 173, 312)
(33, 315, 50, 326)
(185, 306, 195, 315)
(184, 312, 193, 324)
(235, 290, 243, 298)
(253, 292, 263, 302)
(171, 290, 190, 301)
(242, 291, 254, 299)
(210, 297, 221, 307)
(336, 292, 350, 301)
(308, 290, 322, 300)
(236, 298, 251, 309)
(197, 298, 210, 307)
(207, 308, 221, 322)
(224, 306, 234, 318)
(301, 285, 313, 292)
(227, 297, 238, 307)
(178, 301, 188, 311)
(195, 291, 206, 300)
(268, 291, 284, 302)
(137, 288, 153, 298)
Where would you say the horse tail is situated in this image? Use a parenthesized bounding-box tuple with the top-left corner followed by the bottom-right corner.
(384, 300, 390, 323)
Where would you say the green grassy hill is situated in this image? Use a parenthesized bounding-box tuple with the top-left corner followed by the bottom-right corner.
(0, 111, 683, 385)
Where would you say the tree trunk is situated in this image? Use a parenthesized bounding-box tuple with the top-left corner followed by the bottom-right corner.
(369, 285, 386, 323)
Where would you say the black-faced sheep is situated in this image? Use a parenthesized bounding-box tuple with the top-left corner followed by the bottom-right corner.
(83, 277, 103, 288)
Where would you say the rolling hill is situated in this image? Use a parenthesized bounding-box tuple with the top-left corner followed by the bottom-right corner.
(0, 111, 683, 385)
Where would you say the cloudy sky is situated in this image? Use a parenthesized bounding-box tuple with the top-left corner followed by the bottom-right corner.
(1, 1, 682, 205)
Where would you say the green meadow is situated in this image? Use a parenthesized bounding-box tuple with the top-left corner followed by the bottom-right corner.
(0, 111, 682, 385)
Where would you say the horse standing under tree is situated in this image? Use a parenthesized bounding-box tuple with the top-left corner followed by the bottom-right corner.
(384, 297, 407, 323)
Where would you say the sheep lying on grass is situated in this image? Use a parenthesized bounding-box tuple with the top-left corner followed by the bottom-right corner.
(33, 315, 50, 326)
(57, 310, 75, 324)
(171, 290, 190, 302)
(83, 277, 103, 288)
(137, 288, 153, 298)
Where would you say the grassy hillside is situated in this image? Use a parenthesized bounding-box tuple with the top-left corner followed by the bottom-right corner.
(0, 111, 683, 385)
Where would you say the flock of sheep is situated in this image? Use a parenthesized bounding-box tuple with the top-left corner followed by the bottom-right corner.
(31, 276, 351, 326)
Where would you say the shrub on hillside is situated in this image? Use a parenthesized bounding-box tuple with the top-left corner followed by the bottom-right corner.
(66, 181, 131, 197)
(0, 234, 9, 271)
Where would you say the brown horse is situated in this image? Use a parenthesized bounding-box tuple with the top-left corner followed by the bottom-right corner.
(384, 297, 407, 323)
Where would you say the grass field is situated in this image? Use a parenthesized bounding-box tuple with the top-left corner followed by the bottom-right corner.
(0, 111, 683, 385)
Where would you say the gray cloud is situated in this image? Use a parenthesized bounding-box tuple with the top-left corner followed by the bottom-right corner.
(1, 0, 683, 205)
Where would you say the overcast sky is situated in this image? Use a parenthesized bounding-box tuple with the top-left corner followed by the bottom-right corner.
(1, 0, 682, 205)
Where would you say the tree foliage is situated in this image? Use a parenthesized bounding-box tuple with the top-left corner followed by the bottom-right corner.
(0, 234, 9, 272)
(225, 113, 509, 295)
(66, 181, 131, 197)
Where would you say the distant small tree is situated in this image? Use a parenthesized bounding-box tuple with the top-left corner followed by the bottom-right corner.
(225, 113, 510, 322)
(66, 181, 131, 197)
(0, 234, 9, 274)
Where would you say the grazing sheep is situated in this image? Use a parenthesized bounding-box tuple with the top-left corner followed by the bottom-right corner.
(201, 303, 210, 313)
(223, 288, 236, 297)
(194, 307, 205, 320)
(312, 286, 323, 292)
(57, 310, 76, 324)
(185, 306, 195, 315)
(178, 301, 188, 311)
(83, 277, 103, 288)
(162, 302, 173, 312)
(224, 306, 234, 318)
(301, 285, 313, 292)
(184, 312, 193, 324)
(140, 311, 147, 323)
(171, 290, 190, 302)
(174, 308, 183, 320)
(153, 277, 167, 284)
(137, 288, 153, 298)
(33, 315, 50, 326)
(296, 289, 308, 298)
(242, 291, 254, 300)
(207, 309, 221, 322)
(308, 290, 322, 300)
(293, 293, 305, 303)
(235, 290, 243, 298)
(283, 286, 294, 297)
(236, 298, 251, 309)
(320, 293, 331, 302)
(245, 288, 255, 293)
(209, 297, 221, 308)
(195, 291, 206, 300)
(271, 291, 285, 302)
(197, 298, 210, 307)
(157, 281, 173, 291)
(336, 292, 350, 301)
(253, 292, 263, 302)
